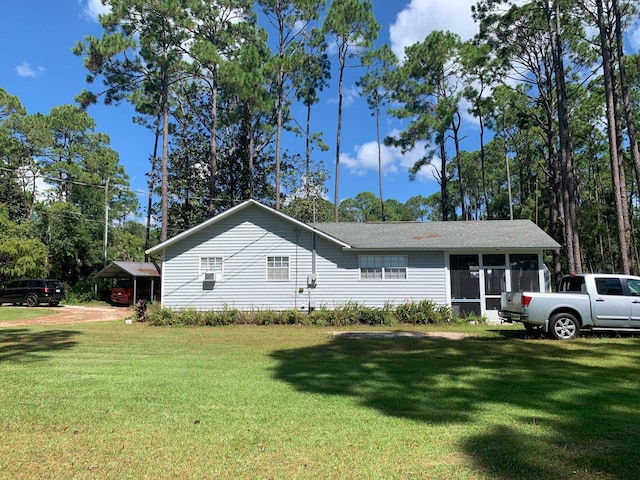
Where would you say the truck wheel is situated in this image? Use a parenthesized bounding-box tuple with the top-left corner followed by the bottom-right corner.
(549, 312, 580, 340)
(26, 294, 39, 307)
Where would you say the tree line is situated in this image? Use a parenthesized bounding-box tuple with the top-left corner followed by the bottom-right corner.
(2, 0, 640, 292)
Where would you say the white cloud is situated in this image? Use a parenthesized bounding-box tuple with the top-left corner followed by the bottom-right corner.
(82, 0, 111, 22)
(389, 0, 478, 60)
(341, 142, 398, 176)
(328, 84, 360, 108)
(341, 136, 438, 183)
(15, 62, 44, 78)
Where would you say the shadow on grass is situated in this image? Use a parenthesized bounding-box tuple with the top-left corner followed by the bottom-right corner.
(0, 328, 80, 362)
(270, 333, 640, 479)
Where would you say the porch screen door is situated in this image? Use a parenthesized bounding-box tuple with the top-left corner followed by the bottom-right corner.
(450, 254, 481, 315)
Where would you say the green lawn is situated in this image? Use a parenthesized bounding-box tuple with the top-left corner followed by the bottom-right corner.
(0, 306, 58, 322)
(1, 322, 639, 479)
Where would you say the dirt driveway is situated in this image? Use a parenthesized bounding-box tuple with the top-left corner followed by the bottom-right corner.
(0, 305, 133, 327)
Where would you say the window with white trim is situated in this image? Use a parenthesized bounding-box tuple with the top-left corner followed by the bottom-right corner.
(267, 256, 289, 281)
(200, 256, 223, 280)
(359, 255, 407, 280)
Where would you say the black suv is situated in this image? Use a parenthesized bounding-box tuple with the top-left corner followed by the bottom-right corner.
(0, 279, 65, 307)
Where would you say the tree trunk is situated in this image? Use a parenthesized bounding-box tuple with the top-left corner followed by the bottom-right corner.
(479, 107, 490, 218)
(375, 93, 385, 221)
(440, 140, 450, 221)
(160, 72, 170, 243)
(275, 62, 284, 209)
(503, 117, 513, 221)
(145, 115, 161, 261)
(334, 58, 345, 221)
(452, 111, 468, 220)
(613, 0, 639, 272)
(597, 0, 631, 273)
(305, 102, 312, 205)
(208, 80, 218, 217)
(550, 1, 582, 273)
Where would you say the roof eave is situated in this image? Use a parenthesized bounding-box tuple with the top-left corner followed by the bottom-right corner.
(145, 199, 351, 255)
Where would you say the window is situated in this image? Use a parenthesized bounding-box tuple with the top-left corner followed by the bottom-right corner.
(560, 276, 586, 293)
(450, 255, 480, 299)
(627, 279, 640, 296)
(267, 256, 289, 281)
(200, 257, 223, 280)
(595, 277, 624, 296)
(359, 255, 407, 280)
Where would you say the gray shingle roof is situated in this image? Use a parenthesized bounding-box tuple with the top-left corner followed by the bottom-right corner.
(314, 219, 560, 250)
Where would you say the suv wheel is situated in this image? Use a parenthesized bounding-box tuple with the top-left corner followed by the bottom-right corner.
(26, 294, 39, 307)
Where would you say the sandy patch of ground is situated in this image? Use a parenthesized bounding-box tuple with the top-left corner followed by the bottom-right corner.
(0, 305, 133, 327)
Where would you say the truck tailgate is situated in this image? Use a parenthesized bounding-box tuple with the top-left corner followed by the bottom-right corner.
(501, 291, 524, 313)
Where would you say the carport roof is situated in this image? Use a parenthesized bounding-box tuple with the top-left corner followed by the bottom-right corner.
(95, 261, 160, 278)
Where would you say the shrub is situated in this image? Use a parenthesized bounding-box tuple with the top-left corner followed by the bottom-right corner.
(330, 301, 363, 326)
(309, 306, 330, 326)
(146, 300, 464, 327)
(179, 308, 203, 326)
(358, 304, 396, 326)
(393, 299, 452, 325)
(135, 299, 148, 322)
(280, 308, 304, 325)
(146, 304, 178, 326)
(65, 277, 99, 304)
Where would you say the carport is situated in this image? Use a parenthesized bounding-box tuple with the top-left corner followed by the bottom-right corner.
(94, 261, 161, 305)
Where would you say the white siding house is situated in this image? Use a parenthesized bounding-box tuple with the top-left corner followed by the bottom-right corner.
(146, 200, 560, 320)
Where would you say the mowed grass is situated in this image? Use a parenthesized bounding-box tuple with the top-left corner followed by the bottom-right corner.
(0, 307, 58, 322)
(1, 322, 640, 479)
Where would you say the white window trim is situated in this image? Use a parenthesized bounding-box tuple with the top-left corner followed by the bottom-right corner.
(267, 256, 290, 281)
(358, 255, 408, 280)
(200, 256, 224, 282)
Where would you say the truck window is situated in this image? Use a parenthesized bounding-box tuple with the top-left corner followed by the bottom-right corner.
(626, 279, 640, 296)
(559, 276, 586, 292)
(595, 278, 624, 296)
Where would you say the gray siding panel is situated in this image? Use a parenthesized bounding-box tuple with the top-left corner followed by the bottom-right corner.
(160, 204, 447, 310)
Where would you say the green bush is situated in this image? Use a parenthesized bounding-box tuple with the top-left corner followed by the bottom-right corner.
(65, 277, 99, 304)
(146, 303, 179, 326)
(280, 308, 304, 325)
(179, 308, 203, 326)
(394, 299, 452, 325)
(146, 299, 468, 327)
(309, 306, 330, 326)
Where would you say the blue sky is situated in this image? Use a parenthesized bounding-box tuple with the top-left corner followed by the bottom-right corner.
(1, 0, 483, 215)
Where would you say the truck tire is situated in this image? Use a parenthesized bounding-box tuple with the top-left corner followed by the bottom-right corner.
(549, 312, 580, 340)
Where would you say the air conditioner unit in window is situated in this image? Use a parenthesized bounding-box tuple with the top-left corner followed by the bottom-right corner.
(203, 272, 218, 282)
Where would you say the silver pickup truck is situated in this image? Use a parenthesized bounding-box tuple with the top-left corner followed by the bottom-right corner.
(499, 273, 640, 339)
